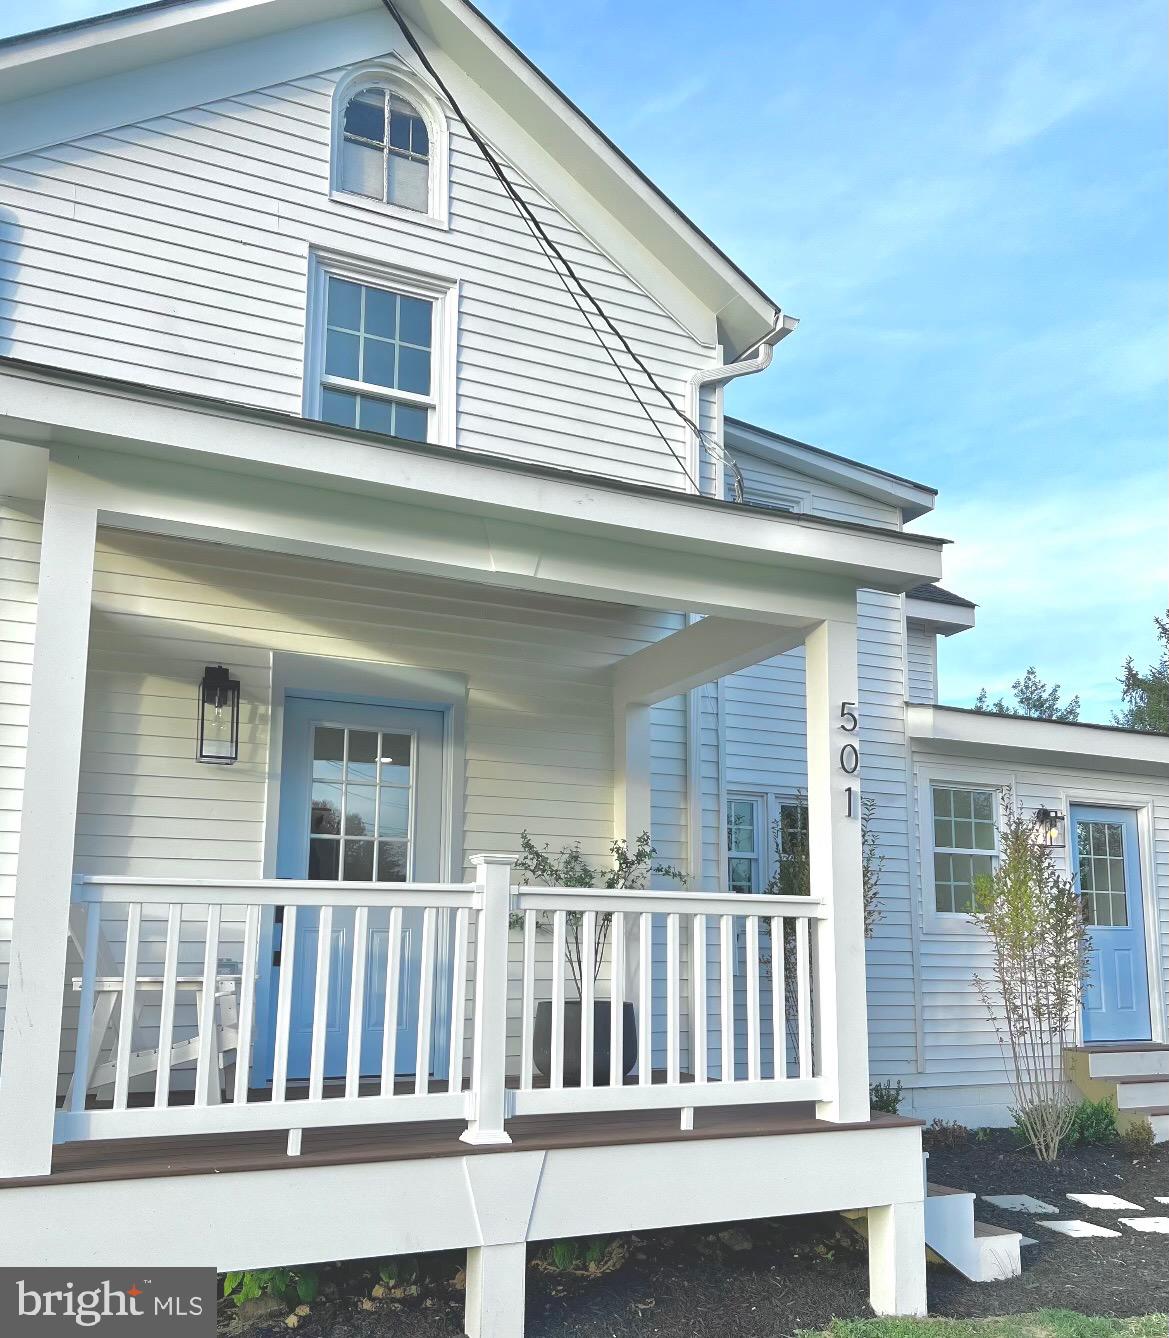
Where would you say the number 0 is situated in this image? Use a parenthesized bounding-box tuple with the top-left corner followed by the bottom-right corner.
(840, 743, 860, 775)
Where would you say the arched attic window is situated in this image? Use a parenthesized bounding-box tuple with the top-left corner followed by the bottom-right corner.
(340, 85, 431, 213)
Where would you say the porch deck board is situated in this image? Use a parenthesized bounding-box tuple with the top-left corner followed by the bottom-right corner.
(5, 1104, 919, 1190)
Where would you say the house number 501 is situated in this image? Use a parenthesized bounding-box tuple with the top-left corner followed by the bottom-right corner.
(840, 701, 860, 817)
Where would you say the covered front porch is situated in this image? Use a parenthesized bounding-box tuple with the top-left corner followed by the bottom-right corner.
(0, 366, 943, 1324)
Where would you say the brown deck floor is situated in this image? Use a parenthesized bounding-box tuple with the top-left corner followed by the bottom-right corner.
(2, 1104, 920, 1191)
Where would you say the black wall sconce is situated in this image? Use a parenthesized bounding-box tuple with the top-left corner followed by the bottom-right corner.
(197, 665, 240, 764)
(1032, 805, 1066, 849)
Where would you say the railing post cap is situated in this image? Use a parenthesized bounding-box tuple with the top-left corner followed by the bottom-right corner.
(470, 853, 516, 868)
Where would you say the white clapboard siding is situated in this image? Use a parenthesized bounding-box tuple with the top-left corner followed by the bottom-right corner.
(0, 500, 41, 1037)
(906, 624, 938, 704)
(0, 53, 714, 491)
(909, 746, 1169, 1118)
(729, 451, 904, 530)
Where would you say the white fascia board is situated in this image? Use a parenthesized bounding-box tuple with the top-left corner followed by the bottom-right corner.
(726, 420, 937, 523)
(0, 0, 776, 356)
(0, 364, 946, 598)
(905, 597, 976, 636)
(907, 705, 1169, 778)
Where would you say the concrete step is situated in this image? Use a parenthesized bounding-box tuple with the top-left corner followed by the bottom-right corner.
(1079, 1045, 1169, 1081)
(1115, 1074, 1169, 1110)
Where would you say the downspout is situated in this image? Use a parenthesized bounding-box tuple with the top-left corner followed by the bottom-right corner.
(681, 309, 797, 1079)
(684, 309, 799, 499)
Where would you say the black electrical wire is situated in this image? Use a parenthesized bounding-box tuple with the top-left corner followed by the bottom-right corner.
(378, 0, 704, 493)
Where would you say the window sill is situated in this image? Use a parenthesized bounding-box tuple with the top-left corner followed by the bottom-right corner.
(328, 190, 450, 232)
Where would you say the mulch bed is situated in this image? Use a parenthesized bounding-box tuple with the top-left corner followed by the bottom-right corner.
(221, 1131, 1168, 1337)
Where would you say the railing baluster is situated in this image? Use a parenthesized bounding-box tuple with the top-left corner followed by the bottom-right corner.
(666, 912, 680, 1085)
(609, 910, 625, 1088)
(380, 906, 402, 1095)
(113, 903, 142, 1111)
(719, 913, 733, 1083)
(233, 905, 261, 1105)
(271, 905, 297, 1103)
(345, 907, 369, 1100)
(746, 914, 761, 1083)
(771, 915, 786, 1080)
(520, 909, 536, 1090)
(69, 904, 102, 1114)
(796, 915, 812, 1079)
(637, 913, 651, 1085)
(153, 905, 181, 1109)
(415, 907, 436, 1095)
(692, 913, 707, 1085)
(580, 909, 596, 1088)
(194, 905, 222, 1107)
(551, 910, 566, 1089)
(447, 905, 469, 1095)
(308, 906, 333, 1104)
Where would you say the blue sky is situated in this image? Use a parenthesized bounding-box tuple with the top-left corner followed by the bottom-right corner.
(4, 0, 1167, 720)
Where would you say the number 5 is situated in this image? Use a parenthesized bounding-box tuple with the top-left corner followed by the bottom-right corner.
(839, 701, 858, 732)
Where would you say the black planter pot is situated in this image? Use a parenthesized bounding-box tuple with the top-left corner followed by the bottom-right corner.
(534, 1000, 636, 1086)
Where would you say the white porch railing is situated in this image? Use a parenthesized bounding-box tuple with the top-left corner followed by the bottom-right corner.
(56, 861, 827, 1151)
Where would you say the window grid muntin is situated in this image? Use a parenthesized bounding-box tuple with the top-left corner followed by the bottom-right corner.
(342, 87, 431, 210)
(727, 796, 762, 893)
(320, 274, 435, 444)
(308, 725, 414, 883)
(931, 785, 996, 914)
(1077, 819, 1128, 927)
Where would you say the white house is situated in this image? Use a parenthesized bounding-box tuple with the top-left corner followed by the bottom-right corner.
(0, 1, 1163, 1332)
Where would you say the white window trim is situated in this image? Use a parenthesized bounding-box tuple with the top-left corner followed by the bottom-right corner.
(330, 61, 450, 229)
(726, 789, 808, 893)
(305, 246, 459, 450)
(917, 764, 1014, 936)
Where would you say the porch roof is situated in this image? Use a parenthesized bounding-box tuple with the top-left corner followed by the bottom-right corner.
(0, 356, 945, 620)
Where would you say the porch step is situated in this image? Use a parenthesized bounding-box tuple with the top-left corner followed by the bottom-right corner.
(924, 1183, 1022, 1283)
(1066, 1047, 1169, 1143)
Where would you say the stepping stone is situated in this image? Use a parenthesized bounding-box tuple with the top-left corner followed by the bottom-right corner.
(1019, 1236, 1039, 1247)
(1066, 1193, 1142, 1211)
(1155, 1197, 1169, 1206)
(982, 1194, 1058, 1214)
(1119, 1217, 1169, 1234)
(1038, 1219, 1122, 1239)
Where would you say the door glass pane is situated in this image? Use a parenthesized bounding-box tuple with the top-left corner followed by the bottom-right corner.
(347, 731, 379, 780)
(344, 784, 376, 836)
(1078, 821, 1128, 927)
(309, 838, 340, 880)
(380, 734, 412, 785)
(378, 788, 409, 839)
(312, 727, 345, 780)
(343, 839, 375, 881)
(378, 840, 408, 881)
(310, 782, 342, 834)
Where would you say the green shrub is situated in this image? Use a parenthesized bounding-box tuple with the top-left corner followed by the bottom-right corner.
(222, 1267, 319, 1309)
(870, 1080, 904, 1115)
(1119, 1118, 1156, 1157)
(377, 1256, 419, 1287)
(1066, 1097, 1118, 1146)
(924, 1118, 970, 1148)
(547, 1239, 581, 1271)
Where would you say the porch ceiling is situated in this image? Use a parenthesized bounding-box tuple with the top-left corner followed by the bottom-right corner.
(1, 358, 945, 622)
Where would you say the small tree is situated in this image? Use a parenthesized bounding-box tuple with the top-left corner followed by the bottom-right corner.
(974, 667, 1080, 721)
(970, 792, 1089, 1161)
(1113, 611, 1168, 733)
(514, 831, 684, 996)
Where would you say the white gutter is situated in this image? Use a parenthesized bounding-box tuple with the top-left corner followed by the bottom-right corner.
(685, 310, 799, 499)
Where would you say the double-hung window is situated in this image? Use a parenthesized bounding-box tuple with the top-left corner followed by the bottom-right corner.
(727, 796, 764, 892)
(931, 785, 996, 913)
(318, 274, 435, 443)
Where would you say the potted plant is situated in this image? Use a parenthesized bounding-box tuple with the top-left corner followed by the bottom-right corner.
(515, 830, 684, 1086)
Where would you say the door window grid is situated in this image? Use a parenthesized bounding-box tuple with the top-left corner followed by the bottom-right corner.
(1077, 820, 1129, 927)
(319, 274, 434, 443)
(309, 725, 414, 882)
(932, 785, 996, 914)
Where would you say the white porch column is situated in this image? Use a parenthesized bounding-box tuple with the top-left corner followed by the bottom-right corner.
(613, 699, 652, 1067)
(804, 616, 870, 1123)
(464, 1241, 527, 1338)
(867, 1200, 927, 1316)
(0, 479, 97, 1177)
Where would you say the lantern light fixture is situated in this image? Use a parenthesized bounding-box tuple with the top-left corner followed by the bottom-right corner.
(1032, 805, 1066, 849)
(197, 664, 240, 764)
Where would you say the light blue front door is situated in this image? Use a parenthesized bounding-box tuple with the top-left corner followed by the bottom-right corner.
(1071, 806, 1151, 1043)
(260, 696, 445, 1083)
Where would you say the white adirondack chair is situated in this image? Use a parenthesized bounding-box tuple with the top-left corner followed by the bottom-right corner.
(66, 909, 243, 1108)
